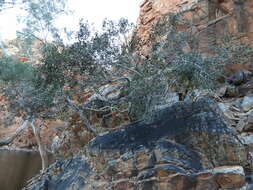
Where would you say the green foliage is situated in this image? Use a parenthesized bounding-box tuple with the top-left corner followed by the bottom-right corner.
(166, 52, 223, 91)
(148, 13, 253, 92)
(2, 6, 252, 126)
(0, 0, 71, 120)
(0, 53, 60, 119)
(40, 43, 65, 89)
(123, 12, 253, 121)
(9, 37, 36, 59)
(148, 14, 216, 91)
(0, 55, 34, 83)
(4, 83, 57, 117)
(40, 19, 134, 93)
(212, 34, 253, 65)
(127, 63, 168, 121)
(0, 0, 27, 11)
(17, 0, 68, 42)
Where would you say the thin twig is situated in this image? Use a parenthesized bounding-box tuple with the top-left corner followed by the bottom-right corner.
(114, 63, 143, 76)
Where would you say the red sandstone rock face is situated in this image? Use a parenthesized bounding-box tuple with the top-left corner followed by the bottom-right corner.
(24, 98, 248, 190)
(137, 0, 253, 54)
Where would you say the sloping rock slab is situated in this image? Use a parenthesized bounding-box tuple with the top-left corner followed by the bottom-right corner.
(24, 98, 248, 190)
(89, 98, 247, 168)
(90, 98, 228, 150)
(24, 157, 90, 190)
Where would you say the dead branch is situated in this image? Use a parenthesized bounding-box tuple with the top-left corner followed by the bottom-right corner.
(195, 13, 232, 35)
(31, 120, 48, 172)
(114, 63, 143, 77)
(0, 120, 29, 146)
(66, 97, 97, 135)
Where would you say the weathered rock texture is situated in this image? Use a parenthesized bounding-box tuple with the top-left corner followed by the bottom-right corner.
(137, 0, 253, 54)
(24, 98, 249, 190)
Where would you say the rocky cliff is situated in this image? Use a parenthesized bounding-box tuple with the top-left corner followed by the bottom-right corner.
(24, 98, 251, 190)
(137, 0, 253, 54)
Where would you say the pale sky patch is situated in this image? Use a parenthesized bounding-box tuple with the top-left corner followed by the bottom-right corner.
(0, 0, 141, 40)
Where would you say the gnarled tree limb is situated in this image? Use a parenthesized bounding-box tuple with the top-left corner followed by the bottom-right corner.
(0, 120, 29, 146)
(31, 120, 48, 172)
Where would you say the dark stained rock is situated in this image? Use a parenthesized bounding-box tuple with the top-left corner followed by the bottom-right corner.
(24, 98, 248, 190)
(89, 98, 229, 151)
(227, 70, 246, 86)
(23, 157, 90, 190)
(89, 98, 247, 168)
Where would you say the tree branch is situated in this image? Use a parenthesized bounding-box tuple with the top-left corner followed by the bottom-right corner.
(0, 120, 29, 146)
(31, 120, 48, 172)
(17, 31, 45, 44)
(195, 13, 232, 35)
(114, 63, 143, 77)
(65, 97, 97, 135)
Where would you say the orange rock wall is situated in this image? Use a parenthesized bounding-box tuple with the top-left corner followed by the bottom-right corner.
(137, 0, 253, 54)
(138, 0, 198, 40)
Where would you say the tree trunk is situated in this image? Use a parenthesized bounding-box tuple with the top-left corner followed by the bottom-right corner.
(31, 120, 48, 172)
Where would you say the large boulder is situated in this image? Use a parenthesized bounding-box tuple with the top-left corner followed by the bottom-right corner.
(24, 98, 249, 190)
